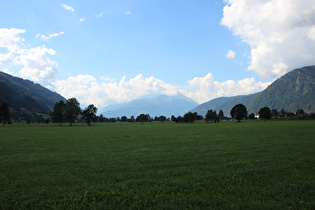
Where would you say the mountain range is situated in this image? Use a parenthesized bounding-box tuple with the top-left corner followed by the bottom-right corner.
(101, 94, 199, 118)
(1, 65, 314, 120)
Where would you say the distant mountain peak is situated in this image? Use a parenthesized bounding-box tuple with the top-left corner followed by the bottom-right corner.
(101, 94, 198, 118)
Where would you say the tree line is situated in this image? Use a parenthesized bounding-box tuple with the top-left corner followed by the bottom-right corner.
(52, 98, 175, 126)
(1, 97, 314, 126)
(28, 99, 315, 125)
(229, 104, 313, 122)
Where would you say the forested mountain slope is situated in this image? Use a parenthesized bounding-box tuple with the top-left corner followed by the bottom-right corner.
(0, 71, 66, 114)
(246, 65, 315, 113)
(191, 65, 315, 116)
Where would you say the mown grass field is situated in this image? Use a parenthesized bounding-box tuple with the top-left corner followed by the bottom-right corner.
(0, 120, 314, 209)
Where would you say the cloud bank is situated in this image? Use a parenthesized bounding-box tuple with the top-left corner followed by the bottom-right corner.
(53, 74, 270, 107)
(0, 28, 58, 82)
(221, 0, 315, 79)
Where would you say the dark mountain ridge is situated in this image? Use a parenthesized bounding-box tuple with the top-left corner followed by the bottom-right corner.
(0, 71, 66, 114)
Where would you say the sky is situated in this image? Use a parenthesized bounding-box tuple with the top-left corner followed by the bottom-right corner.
(1, 0, 315, 108)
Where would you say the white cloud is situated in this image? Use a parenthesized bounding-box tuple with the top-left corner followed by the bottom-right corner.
(96, 12, 104, 17)
(0, 28, 59, 83)
(184, 73, 270, 104)
(221, 0, 315, 80)
(2, 69, 14, 75)
(17, 47, 58, 82)
(53, 74, 179, 107)
(101, 76, 115, 82)
(36, 32, 64, 41)
(225, 49, 236, 59)
(96, 11, 111, 17)
(53, 73, 270, 107)
(125, 11, 131, 15)
(62, 4, 74, 12)
(0, 28, 25, 52)
(79, 18, 85, 22)
(308, 26, 315, 41)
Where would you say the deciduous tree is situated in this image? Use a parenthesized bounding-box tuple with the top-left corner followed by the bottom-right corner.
(272, 109, 279, 118)
(82, 104, 98, 126)
(121, 116, 127, 122)
(205, 109, 215, 123)
(230, 104, 247, 122)
(0, 103, 10, 127)
(218, 109, 224, 119)
(159, 115, 167, 123)
(136, 114, 150, 122)
(258, 107, 272, 120)
(184, 112, 196, 123)
(248, 113, 256, 119)
(52, 100, 65, 126)
(65, 98, 81, 126)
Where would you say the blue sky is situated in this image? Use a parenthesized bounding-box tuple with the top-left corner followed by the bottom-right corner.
(1, 0, 314, 107)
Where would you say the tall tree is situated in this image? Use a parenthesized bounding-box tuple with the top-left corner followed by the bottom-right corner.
(0, 103, 11, 127)
(184, 112, 196, 123)
(258, 107, 272, 120)
(230, 104, 248, 122)
(205, 109, 215, 123)
(65, 98, 81, 126)
(218, 109, 224, 119)
(52, 100, 65, 126)
(248, 113, 256, 119)
(271, 109, 279, 118)
(215, 110, 221, 123)
(171, 115, 177, 123)
(121, 116, 127, 122)
(279, 109, 286, 117)
(159, 115, 167, 123)
(82, 104, 98, 126)
(296, 108, 305, 116)
(136, 114, 150, 122)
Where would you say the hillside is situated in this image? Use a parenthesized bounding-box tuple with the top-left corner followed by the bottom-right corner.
(190, 93, 259, 117)
(102, 94, 199, 118)
(0, 71, 66, 115)
(191, 65, 315, 116)
(247, 65, 315, 113)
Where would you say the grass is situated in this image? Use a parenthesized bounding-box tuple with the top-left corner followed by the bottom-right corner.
(0, 120, 314, 209)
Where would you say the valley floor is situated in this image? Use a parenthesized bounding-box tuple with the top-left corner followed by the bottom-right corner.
(0, 120, 314, 208)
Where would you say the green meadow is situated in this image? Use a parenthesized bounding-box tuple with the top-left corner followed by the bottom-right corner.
(0, 120, 314, 209)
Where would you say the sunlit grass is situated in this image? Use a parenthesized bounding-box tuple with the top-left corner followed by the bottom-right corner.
(0, 120, 314, 208)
